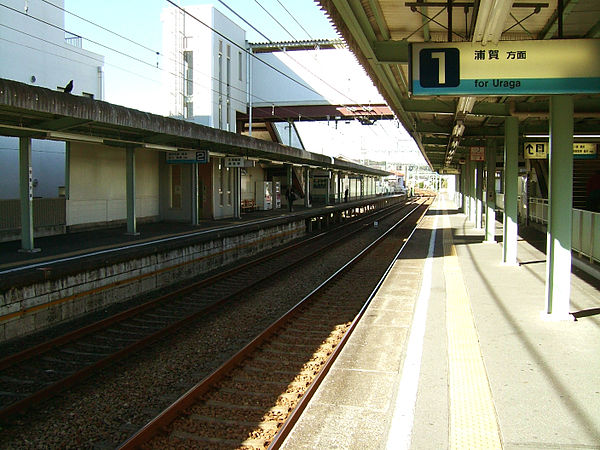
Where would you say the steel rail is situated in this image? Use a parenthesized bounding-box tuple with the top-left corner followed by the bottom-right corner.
(0, 199, 413, 421)
(269, 200, 432, 448)
(118, 199, 430, 449)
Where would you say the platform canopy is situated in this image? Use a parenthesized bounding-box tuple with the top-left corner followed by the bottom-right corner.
(317, 0, 600, 171)
(0, 78, 389, 177)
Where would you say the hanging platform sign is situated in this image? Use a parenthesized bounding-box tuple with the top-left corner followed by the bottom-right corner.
(166, 150, 209, 164)
(573, 143, 597, 159)
(410, 39, 600, 96)
(524, 142, 548, 159)
(225, 157, 255, 168)
(470, 146, 485, 161)
(524, 142, 598, 159)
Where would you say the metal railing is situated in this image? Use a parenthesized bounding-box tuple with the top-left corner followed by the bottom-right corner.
(0, 198, 66, 231)
(528, 197, 600, 264)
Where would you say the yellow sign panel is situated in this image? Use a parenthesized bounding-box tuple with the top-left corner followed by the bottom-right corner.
(524, 142, 547, 159)
(524, 142, 598, 159)
(573, 143, 597, 155)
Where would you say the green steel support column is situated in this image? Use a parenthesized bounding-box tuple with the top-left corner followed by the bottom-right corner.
(191, 163, 198, 224)
(326, 170, 332, 205)
(18, 137, 39, 252)
(360, 176, 364, 199)
(545, 95, 574, 320)
(304, 167, 311, 207)
(461, 169, 467, 213)
(471, 159, 478, 224)
(233, 167, 241, 219)
(503, 116, 519, 265)
(476, 162, 484, 229)
(126, 144, 138, 235)
(485, 140, 497, 243)
(64, 141, 71, 199)
(465, 159, 472, 220)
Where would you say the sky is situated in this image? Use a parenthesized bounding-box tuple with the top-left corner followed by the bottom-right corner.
(62, 0, 426, 166)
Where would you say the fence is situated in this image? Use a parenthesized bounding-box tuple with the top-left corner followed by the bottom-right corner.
(528, 197, 600, 264)
(0, 198, 66, 235)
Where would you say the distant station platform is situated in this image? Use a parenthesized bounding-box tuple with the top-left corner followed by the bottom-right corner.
(281, 195, 600, 449)
(0, 195, 405, 342)
(0, 197, 392, 275)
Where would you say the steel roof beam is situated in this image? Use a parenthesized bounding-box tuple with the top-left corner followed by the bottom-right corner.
(538, 0, 579, 39)
(585, 19, 600, 38)
(372, 41, 410, 63)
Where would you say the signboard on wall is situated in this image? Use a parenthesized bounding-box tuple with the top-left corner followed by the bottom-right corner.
(166, 150, 209, 164)
(470, 147, 485, 161)
(410, 39, 600, 96)
(224, 157, 255, 168)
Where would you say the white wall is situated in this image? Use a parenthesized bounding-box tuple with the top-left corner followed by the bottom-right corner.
(241, 165, 264, 201)
(161, 5, 246, 132)
(0, 137, 66, 198)
(251, 48, 384, 107)
(0, 0, 104, 97)
(0, 0, 105, 199)
(67, 143, 159, 226)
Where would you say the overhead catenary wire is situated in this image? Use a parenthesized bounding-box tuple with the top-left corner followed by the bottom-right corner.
(213, 0, 381, 125)
(275, 0, 315, 40)
(1, 1, 392, 138)
(0, 6, 340, 126)
(39, 0, 160, 57)
(253, 0, 298, 41)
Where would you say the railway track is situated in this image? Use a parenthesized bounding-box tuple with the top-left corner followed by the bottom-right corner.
(0, 198, 419, 422)
(120, 198, 432, 449)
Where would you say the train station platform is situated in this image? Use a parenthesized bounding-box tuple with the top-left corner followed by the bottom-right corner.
(281, 195, 600, 449)
(0, 197, 397, 275)
(0, 195, 404, 342)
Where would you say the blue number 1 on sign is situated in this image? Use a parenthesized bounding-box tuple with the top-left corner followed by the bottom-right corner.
(419, 48, 460, 88)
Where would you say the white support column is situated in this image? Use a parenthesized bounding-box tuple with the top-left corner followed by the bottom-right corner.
(544, 95, 574, 320)
(503, 116, 519, 265)
(125, 144, 139, 235)
(485, 140, 497, 243)
(18, 137, 39, 253)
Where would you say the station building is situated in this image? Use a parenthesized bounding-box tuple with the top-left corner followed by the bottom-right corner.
(0, 2, 390, 244)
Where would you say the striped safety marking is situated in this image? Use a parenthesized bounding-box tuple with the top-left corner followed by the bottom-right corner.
(442, 212, 503, 449)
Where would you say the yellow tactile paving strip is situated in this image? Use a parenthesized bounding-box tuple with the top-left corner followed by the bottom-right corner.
(442, 211, 503, 449)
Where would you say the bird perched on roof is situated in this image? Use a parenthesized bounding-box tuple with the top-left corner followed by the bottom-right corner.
(63, 80, 73, 94)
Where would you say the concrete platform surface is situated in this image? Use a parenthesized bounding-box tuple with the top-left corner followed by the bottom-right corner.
(281, 195, 600, 450)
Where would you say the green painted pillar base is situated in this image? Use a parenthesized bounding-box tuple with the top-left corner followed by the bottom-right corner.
(19, 137, 40, 253)
(125, 145, 139, 236)
(476, 162, 484, 229)
(503, 116, 519, 265)
(484, 140, 496, 243)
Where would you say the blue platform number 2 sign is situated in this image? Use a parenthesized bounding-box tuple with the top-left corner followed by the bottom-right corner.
(419, 48, 460, 88)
